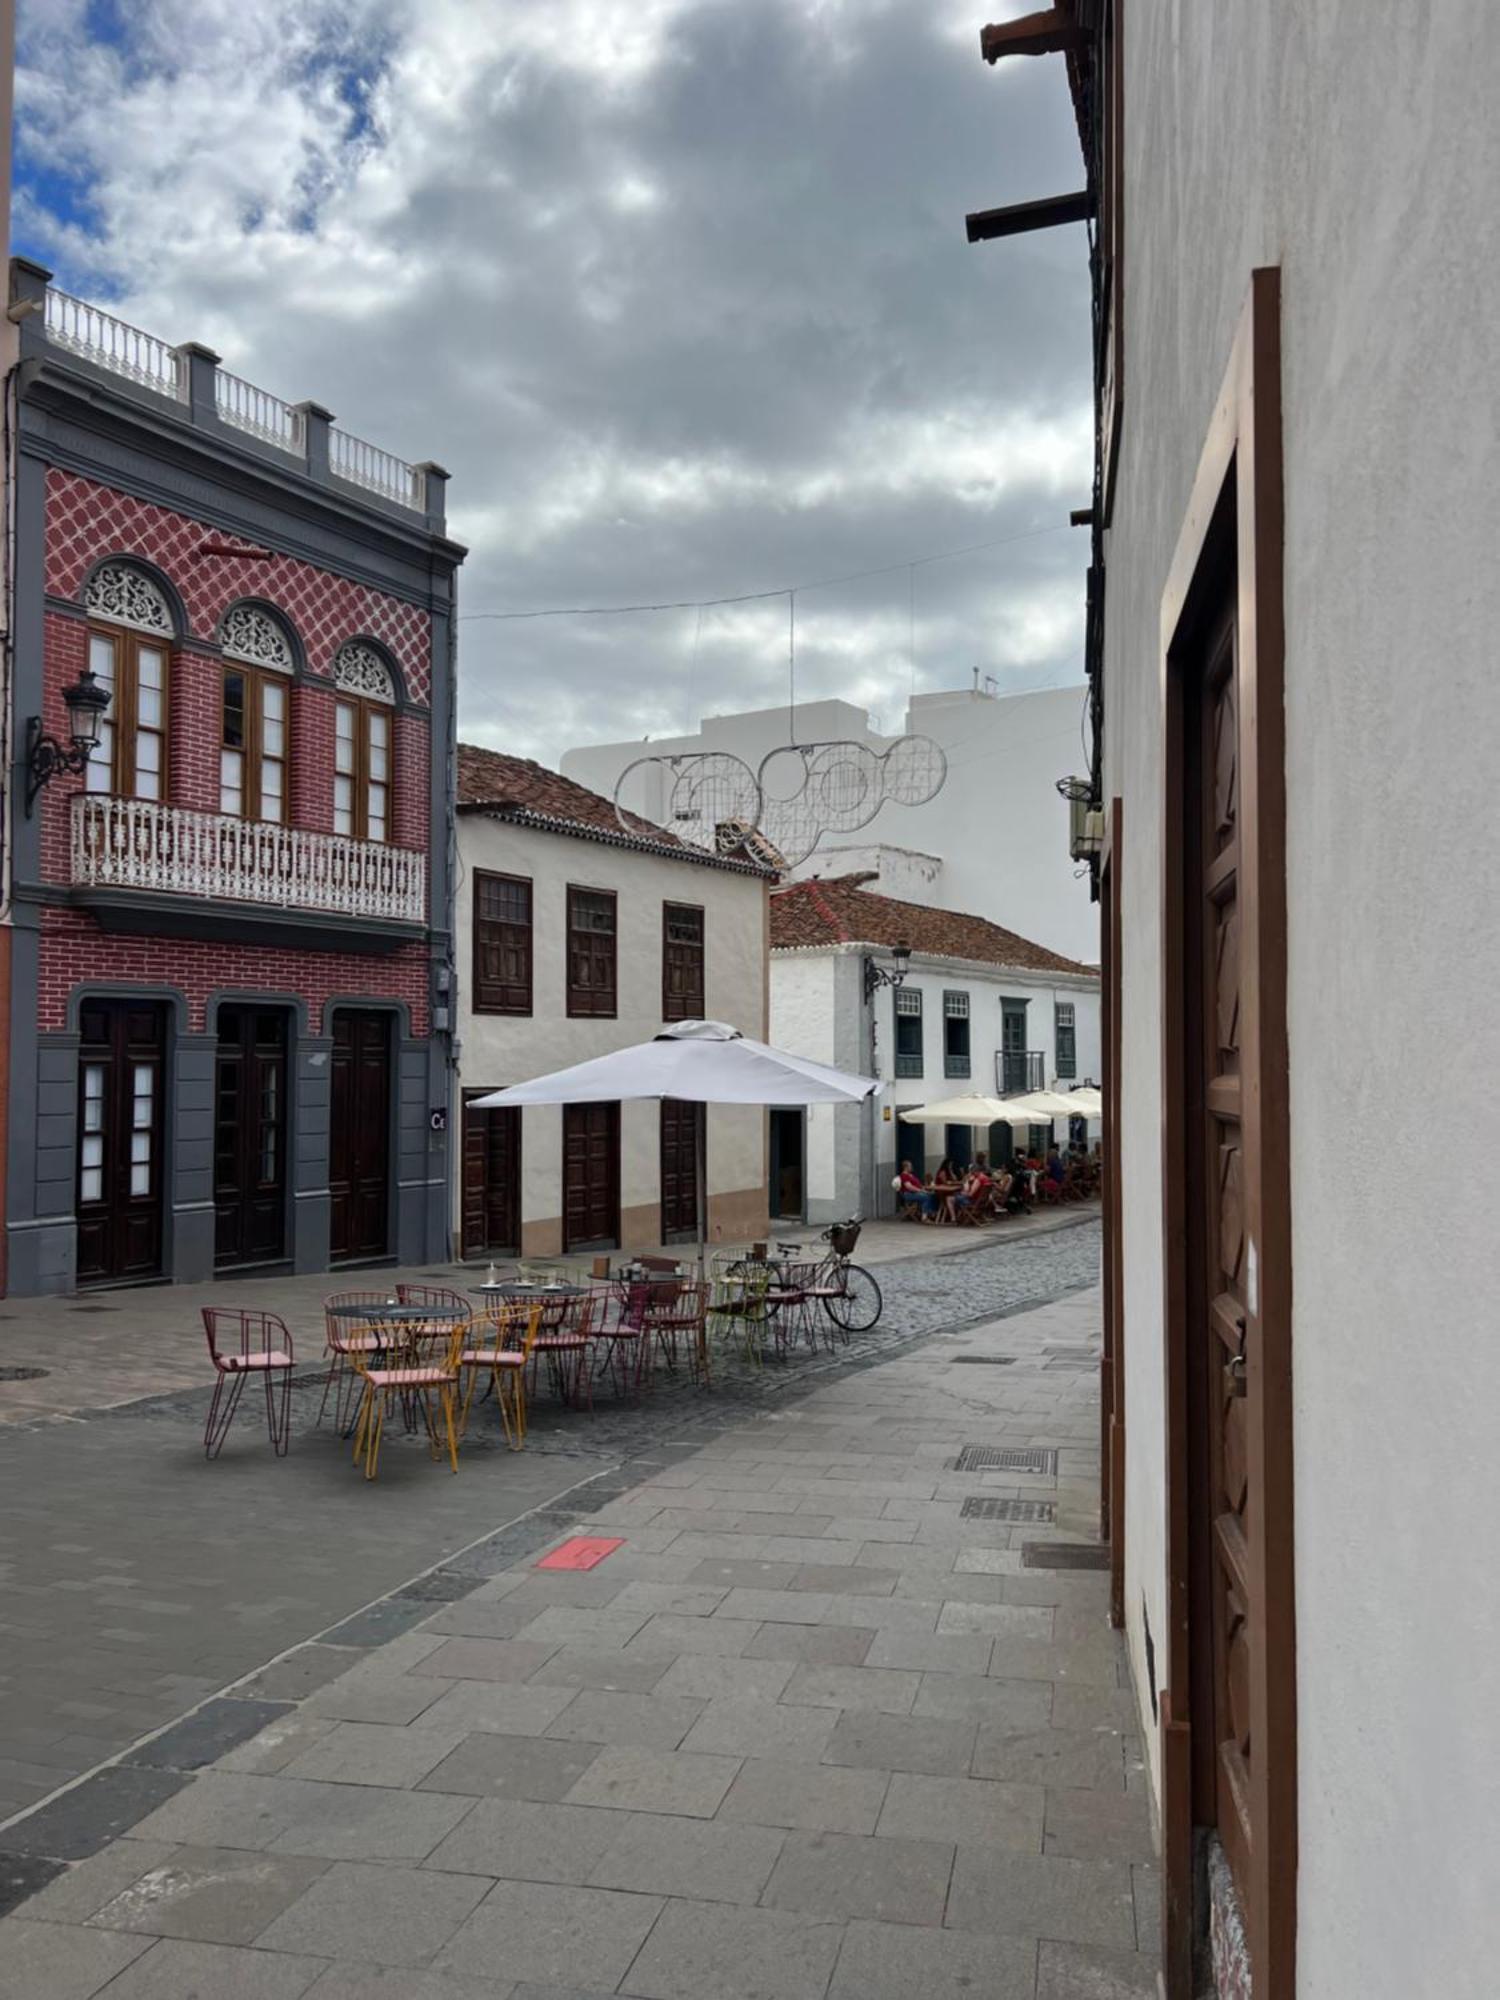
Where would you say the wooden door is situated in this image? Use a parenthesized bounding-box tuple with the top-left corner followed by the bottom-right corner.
(76, 1000, 166, 1284)
(461, 1097, 521, 1256)
(1159, 266, 1294, 2000)
(214, 1007, 288, 1268)
(771, 1109, 806, 1219)
(329, 1010, 390, 1262)
(659, 1099, 702, 1241)
(1189, 612, 1258, 1899)
(562, 1102, 619, 1251)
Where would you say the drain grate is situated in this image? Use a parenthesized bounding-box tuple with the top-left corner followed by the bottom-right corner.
(1023, 1541, 1110, 1570)
(961, 1497, 1056, 1524)
(69, 1304, 119, 1313)
(947, 1355, 1015, 1366)
(954, 1446, 1058, 1476)
(0, 1366, 49, 1382)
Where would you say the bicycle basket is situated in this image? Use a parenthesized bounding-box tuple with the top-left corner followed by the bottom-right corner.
(828, 1223, 862, 1257)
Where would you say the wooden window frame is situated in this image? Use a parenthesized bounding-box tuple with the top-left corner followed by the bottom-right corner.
(942, 989, 971, 1080)
(220, 664, 291, 824)
(1157, 269, 1293, 1999)
(85, 622, 169, 802)
(1054, 1000, 1078, 1079)
(894, 987, 923, 1079)
(661, 901, 705, 1021)
(472, 870, 533, 1017)
(566, 885, 618, 1019)
(334, 695, 393, 844)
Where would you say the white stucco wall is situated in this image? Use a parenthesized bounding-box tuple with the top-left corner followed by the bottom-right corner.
(454, 816, 770, 1249)
(772, 947, 1100, 1219)
(561, 685, 1097, 962)
(1106, 4, 1500, 1990)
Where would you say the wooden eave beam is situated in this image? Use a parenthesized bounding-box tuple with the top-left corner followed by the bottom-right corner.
(965, 189, 1094, 243)
(980, 8, 1083, 61)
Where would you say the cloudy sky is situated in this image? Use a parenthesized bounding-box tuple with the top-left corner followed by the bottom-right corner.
(12, 0, 1091, 765)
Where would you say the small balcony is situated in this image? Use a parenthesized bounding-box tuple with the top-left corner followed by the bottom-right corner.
(71, 794, 426, 931)
(998, 1049, 1046, 1094)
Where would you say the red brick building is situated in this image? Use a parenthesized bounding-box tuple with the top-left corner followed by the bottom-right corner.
(6, 257, 464, 1295)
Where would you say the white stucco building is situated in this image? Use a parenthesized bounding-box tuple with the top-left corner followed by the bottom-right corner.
(561, 683, 1096, 964)
(454, 746, 773, 1260)
(973, 4, 1500, 1995)
(768, 874, 1099, 1223)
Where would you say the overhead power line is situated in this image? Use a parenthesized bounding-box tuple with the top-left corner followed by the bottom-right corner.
(456, 521, 1072, 624)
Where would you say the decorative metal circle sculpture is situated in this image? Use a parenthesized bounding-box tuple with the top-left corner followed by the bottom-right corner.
(881, 734, 948, 806)
(614, 731, 946, 868)
(615, 752, 761, 856)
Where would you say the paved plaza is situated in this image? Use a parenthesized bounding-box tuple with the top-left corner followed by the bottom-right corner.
(0, 1216, 1160, 2000)
(0, 1219, 1159, 1998)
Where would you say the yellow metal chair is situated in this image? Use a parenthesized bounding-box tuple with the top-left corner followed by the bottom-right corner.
(458, 1304, 542, 1448)
(349, 1318, 468, 1481)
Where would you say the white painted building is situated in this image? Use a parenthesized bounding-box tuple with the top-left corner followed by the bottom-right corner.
(561, 683, 1096, 963)
(973, 5, 1500, 1995)
(768, 874, 1099, 1223)
(453, 746, 773, 1260)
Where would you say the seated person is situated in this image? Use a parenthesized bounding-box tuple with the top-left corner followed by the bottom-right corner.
(930, 1157, 962, 1222)
(958, 1161, 992, 1218)
(1045, 1145, 1067, 1184)
(895, 1161, 936, 1220)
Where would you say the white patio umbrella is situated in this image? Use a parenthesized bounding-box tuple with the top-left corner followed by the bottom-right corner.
(469, 1020, 876, 1278)
(897, 1091, 1027, 1128)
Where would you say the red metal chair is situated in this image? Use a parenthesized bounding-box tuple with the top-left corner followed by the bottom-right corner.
(202, 1308, 295, 1459)
(529, 1289, 602, 1413)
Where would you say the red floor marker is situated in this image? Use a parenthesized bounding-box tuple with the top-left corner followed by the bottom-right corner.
(536, 1536, 625, 1572)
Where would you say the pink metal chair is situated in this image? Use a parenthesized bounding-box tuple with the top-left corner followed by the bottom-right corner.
(529, 1289, 603, 1413)
(395, 1284, 475, 1317)
(318, 1290, 392, 1433)
(202, 1308, 295, 1459)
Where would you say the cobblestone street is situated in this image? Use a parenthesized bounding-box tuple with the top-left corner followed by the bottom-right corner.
(0, 1220, 1142, 2000)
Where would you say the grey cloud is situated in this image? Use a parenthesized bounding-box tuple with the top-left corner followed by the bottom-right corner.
(15, 0, 1092, 763)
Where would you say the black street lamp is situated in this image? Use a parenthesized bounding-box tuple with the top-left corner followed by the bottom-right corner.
(26, 667, 113, 814)
(863, 941, 913, 1002)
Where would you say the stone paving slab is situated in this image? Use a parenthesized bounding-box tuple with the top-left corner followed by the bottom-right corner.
(0, 1272, 1166, 1999)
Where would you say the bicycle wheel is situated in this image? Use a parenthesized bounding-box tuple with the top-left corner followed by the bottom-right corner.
(822, 1263, 882, 1334)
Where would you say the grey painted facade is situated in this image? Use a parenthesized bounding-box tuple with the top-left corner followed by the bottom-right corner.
(3, 257, 464, 1296)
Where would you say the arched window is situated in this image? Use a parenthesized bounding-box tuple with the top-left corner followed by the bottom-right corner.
(331, 641, 396, 843)
(218, 605, 295, 824)
(82, 562, 174, 801)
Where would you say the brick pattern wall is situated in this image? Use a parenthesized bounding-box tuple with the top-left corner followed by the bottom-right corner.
(37, 906, 430, 1036)
(44, 469, 433, 700)
(35, 472, 439, 1043)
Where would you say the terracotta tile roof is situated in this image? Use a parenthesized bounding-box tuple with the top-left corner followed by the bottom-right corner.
(770, 875, 1097, 979)
(455, 744, 774, 876)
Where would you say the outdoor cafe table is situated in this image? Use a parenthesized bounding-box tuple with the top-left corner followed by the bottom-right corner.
(324, 1301, 470, 1326)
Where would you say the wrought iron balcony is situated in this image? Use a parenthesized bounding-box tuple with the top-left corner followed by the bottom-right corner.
(998, 1049, 1045, 1094)
(71, 794, 426, 926)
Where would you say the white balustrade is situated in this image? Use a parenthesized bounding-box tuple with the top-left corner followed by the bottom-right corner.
(329, 426, 426, 511)
(216, 370, 305, 454)
(72, 795, 426, 926)
(43, 288, 184, 399)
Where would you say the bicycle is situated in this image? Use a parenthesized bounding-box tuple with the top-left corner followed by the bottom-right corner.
(767, 1217, 883, 1340)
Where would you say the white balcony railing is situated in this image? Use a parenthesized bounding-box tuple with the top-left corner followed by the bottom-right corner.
(216, 369, 305, 454)
(44, 287, 185, 400)
(72, 795, 426, 926)
(330, 425, 427, 511)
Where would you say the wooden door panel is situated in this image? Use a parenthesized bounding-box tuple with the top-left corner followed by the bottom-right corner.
(462, 1099, 520, 1256)
(660, 1100, 701, 1239)
(330, 1010, 390, 1262)
(215, 1009, 288, 1268)
(563, 1103, 619, 1251)
(76, 1001, 165, 1284)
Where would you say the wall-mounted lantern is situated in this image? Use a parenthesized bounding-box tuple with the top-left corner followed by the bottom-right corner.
(26, 667, 113, 814)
